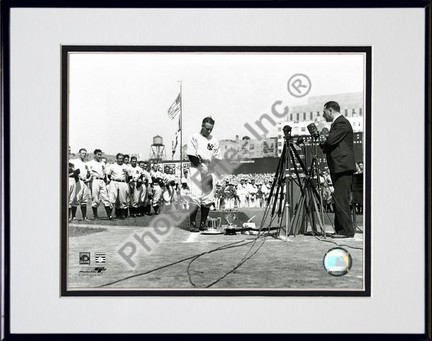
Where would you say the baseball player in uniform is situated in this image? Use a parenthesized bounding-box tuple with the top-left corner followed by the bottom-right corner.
(70, 148, 91, 221)
(122, 154, 133, 217)
(152, 178, 163, 215)
(106, 153, 131, 219)
(128, 156, 144, 217)
(150, 163, 163, 180)
(87, 149, 112, 219)
(186, 116, 221, 232)
(68, 146, 79, 221)
(179, 178, 193, 210)
(123, 154, 131, 168)
(137, 161, 153, 216)
(163, 166, 176, 184)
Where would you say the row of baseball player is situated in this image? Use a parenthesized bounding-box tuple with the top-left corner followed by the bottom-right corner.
(68, 146, 184, 220)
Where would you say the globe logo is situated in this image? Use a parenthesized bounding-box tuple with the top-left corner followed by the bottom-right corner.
(323, 247, 352, 276)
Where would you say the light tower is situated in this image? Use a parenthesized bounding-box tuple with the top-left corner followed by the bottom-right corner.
(149, 135, 166, 162)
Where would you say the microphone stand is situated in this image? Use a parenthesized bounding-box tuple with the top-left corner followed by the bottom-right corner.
(283, 131, 292, 239)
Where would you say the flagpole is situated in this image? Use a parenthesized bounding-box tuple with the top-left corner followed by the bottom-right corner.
(179, 81, 183, 179)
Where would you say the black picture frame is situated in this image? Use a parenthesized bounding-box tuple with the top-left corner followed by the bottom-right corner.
(60, 45, 372, 297)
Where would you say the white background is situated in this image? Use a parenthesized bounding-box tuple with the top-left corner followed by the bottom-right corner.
(67, 53, 364, 156)
(9, 8, 425, 333)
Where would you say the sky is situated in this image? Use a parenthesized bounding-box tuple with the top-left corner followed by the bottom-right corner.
(69, 52, 365, 158)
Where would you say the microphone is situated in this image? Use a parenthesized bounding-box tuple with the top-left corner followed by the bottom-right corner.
(296, 137, 304, 146)
(321, 127, 330, 138)
(307, 123, 320, 140)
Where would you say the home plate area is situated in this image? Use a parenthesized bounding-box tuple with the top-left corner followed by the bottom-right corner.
(67, 208, 364, 290)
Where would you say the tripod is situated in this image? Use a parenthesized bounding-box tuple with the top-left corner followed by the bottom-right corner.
(262, 127, 294, 237)
(289, 141, 326, 237)
(265, 128, 326, 238)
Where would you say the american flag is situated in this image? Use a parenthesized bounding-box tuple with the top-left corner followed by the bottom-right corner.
(172, 115, 181, 155)
(167, 93, 181, 119)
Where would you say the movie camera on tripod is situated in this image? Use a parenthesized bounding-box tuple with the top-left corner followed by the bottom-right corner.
(263, 123, 329, 238)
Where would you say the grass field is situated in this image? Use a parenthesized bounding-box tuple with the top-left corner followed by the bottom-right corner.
(67, 207, 364, 291)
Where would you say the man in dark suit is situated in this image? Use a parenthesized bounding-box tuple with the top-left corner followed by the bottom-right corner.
(319, 101, 357, 238)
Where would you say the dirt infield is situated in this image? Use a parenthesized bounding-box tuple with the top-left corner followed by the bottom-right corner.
(67, 207, 364, 291)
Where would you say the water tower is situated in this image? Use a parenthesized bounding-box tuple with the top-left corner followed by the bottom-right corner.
(149, 135, 166, 162)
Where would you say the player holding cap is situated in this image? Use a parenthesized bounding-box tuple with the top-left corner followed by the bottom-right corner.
(106, 153, 131, 219)
(129, 156, 144, 217)
(186, 116, 221, 232)
(87, 149, 112, 219)
(69, 148, 91, 221)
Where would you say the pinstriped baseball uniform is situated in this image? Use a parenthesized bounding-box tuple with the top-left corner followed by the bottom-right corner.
(186, 132, 221, 206)
(69, 162, 77, 208)
(69, 158, 91, 206)
(129, 164, 144, 208)
(139, 168, 152, 208)
(106, 163, 130, 209)
(87, 159, 110, 208)
(124, 163, 133, 207)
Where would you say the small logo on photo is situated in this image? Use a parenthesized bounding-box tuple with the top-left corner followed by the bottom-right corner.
(287, 73, 312, 98)
(79, 252, 91, 265)
(95, 253, 106, 264)
(79, 267, 107, 276)
(323, 247, 352, 277)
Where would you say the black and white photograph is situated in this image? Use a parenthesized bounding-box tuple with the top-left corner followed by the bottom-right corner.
(63, 48, 370, 294)
(3, 2, 429, 336)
